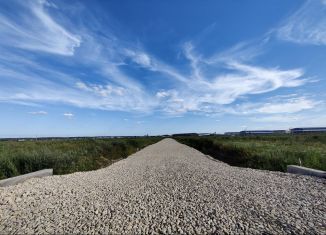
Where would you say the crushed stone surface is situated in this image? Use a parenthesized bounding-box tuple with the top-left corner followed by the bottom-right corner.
(0, 138, 325, 234)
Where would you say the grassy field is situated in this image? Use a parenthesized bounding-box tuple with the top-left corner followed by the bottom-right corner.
(1, 134, 325, 180)
(175, 134, 326, 172)
(0, 137, 161, 180)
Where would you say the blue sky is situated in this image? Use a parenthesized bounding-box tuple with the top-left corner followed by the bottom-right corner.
(0, 0, 326, 137)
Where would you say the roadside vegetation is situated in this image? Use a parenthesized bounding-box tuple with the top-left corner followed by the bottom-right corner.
(175, 134, 326, 172)
(0, 137, 161, 180)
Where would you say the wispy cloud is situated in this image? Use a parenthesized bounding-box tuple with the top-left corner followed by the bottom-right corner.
(250, 113, 326, 128)
(63, 112, 74, 118)
(228, 96, 320, 115)
(123, 48, 188, 83)
(28, 111, 48, 115)
(212, 62, 305, 100)
(251, 114, 301, 123)
(0, 0, 322, 120)
(183, 42, 202, 80)
(205, 36, 269, 64)
(154, 42, 308, 115)
(256, 97, 319, 114)
(0, 2, 154, 113)
(0, 63, 154, 113)
(277, 0, 326, 45)
(124, 49, 152, 68)
(76, 82, 125, 97)
(0, 0, 81, 55)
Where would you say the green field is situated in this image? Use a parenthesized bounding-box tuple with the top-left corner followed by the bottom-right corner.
(175, 134, 326, 172)
(0, 137, 161, 180)
(1, 134, 325, 180)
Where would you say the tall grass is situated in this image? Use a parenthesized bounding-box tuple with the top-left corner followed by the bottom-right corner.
(175, 134, 326, 172)
(0, 137, 161, 180)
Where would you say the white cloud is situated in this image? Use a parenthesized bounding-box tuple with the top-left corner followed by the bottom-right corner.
(124, 49, 152, 67)
(28, 111, 48, 115)
(76, 82, 125, 97)
(183, 42, 202, 80)
(210, 62, 305, 104)
(0, 36, 312, 117)
(0, 26, 154, 112)
(148, 41, 308, 115)
(249, 113, 326, 127)
(154, 53, 307, 114)
(256, 97, 319, 114)
(228, 96, 320, 115)
(123, 48, 188, 83)
(0, 64, 154, 112)
(0, 1, 321, 119)
(251, 115, 301, 123)
(277, 0, 326, 45)
(156, 91, 171, 98)
(75, 82, 88, 90)
(75, 37, 145, 92)
(0, 0, 81, 55)
(205, 36, 269, 64)
(63, 112, 74, 118)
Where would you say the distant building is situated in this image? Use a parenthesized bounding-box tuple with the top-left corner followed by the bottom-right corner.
(239, 130, 286, 136)
(172, 133, 199, 137)
(290, 127, 326, 134)
(224, 132, 240, 136)
(198, 133, 212, 136)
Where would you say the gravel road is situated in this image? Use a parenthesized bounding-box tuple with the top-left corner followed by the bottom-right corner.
(0, 138, 325, 234)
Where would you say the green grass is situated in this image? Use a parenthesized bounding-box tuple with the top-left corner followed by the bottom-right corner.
(2, 134, 325, 179)
(175, 134, 326, 172)
(0, 137, 161, 180)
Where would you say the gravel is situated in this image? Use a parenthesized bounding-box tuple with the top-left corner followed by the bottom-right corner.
(0, 138, 325, 234)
